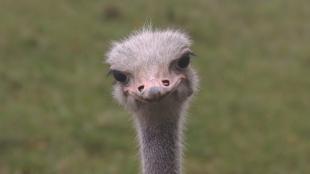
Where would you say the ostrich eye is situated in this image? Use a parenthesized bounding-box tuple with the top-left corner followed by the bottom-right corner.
(177, 53, 190, 69)
(111, 70, 128, 83)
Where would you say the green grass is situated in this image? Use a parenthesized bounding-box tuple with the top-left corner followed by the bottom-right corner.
(1, 0, 310, 173)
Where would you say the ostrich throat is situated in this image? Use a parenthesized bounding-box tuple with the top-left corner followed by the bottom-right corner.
(134, 101, 185, 174)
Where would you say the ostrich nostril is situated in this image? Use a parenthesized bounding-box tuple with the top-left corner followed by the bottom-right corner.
(162, 80, 170, 87)
(138, 85, 145, 92)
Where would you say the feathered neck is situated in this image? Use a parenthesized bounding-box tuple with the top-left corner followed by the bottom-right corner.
(133, 102, 186, 174)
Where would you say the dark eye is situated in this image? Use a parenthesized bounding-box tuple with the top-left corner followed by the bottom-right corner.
(177, 53, 190, 69)
(111, 70, 128, 83)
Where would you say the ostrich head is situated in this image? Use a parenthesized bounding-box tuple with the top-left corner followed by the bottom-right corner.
(106, 28, 198, 114)
(106, 28, 199, 174)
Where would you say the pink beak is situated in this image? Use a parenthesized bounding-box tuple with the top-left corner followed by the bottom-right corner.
(125, 75, 186, 102)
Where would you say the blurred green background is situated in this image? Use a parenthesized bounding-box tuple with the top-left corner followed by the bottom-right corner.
(1, 0, 310, 173)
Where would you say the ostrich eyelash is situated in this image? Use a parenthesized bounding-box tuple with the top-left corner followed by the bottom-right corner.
(179, 51, 196, 60)
(107, 69, 113, 77)
(107, 69, 129, 84)
(174, 51, 196, 69)
(189, 51, 196, 57)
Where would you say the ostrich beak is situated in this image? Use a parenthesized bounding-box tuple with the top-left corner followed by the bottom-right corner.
(145, 87, 162, 101)
(126, 74, 186, 102)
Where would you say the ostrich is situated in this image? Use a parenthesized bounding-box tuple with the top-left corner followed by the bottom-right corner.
(105, 28, 199, 174)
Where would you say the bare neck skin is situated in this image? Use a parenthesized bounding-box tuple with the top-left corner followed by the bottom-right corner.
(134, 103, 185, 174)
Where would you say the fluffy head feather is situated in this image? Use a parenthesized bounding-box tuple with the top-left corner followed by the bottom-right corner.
(106, 28, 191, 71)
(105, 28, 198, 112)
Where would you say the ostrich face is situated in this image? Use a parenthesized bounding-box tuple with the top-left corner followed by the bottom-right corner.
(106, 29, 198, 110)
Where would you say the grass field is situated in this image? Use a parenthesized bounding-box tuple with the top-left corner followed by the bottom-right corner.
(1, 0, 310, 173)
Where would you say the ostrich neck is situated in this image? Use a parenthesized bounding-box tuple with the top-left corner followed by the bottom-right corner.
(134, 105, 184, 174)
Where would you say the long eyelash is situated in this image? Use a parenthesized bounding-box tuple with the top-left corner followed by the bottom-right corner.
(189, 51, 197, 57)
(180, 50, 196, 60)
(106, 69, 113, 77)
